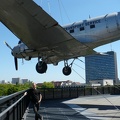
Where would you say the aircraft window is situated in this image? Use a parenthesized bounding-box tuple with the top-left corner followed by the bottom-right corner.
(70, 29, 74, 33)
(80, 27, 84, 31)
(90, 25, 95, 29)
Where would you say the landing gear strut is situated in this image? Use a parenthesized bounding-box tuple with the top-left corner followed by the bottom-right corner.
(36, 61, 47, 74)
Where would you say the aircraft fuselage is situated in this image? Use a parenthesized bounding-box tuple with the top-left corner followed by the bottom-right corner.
(63, 12, 120, 48)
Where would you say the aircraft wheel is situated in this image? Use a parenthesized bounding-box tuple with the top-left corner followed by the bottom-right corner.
(62, 66, 71, 76)
(36, 61, 47, 74)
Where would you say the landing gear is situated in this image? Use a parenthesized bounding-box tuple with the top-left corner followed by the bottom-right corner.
(62, 59, 75, 76)
(62, 66, 71, 76)
(35, 57, 75, 75)
(36, 61, 47, 74)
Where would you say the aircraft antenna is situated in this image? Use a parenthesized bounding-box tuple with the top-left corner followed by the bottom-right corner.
(58, 0, 71, 25)
(58, 0, 63, 25)
(47, 0, 51, 15)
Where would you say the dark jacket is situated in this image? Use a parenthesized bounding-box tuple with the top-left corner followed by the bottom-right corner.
(27, 88, 41, 104)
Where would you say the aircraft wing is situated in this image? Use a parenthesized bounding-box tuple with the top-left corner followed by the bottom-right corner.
(0, 0, 96, 63)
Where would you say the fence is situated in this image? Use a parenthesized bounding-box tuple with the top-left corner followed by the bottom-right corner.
(40, 85, 120, 100)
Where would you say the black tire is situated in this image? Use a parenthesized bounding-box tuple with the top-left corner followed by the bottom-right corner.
(36, 61, 47, 74)
(62, 66, 71, 76)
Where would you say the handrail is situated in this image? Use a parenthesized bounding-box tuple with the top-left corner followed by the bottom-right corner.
(0, 90, 30, 120)
(0, 90, 26, 105)
(0, 95, 25, 120)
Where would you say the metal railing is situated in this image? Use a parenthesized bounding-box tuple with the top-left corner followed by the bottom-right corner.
(40, 85, 120, 100)
(0, 90, 29, 120)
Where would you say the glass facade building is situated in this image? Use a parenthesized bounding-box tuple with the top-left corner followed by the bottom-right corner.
(85, 51, 118, 83)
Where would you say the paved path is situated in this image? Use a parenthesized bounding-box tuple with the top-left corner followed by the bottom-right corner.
(23, 99, 89, 120)
(23, 95, 120, 120)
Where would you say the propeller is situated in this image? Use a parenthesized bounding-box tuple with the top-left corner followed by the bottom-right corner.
(4, 41, 18, 70)
(14, 57, 18, 70)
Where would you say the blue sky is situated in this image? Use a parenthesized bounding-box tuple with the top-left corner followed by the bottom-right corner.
(0, 0, 120, 83)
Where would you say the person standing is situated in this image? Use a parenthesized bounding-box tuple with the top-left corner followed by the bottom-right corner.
(24, 82, 43, 120)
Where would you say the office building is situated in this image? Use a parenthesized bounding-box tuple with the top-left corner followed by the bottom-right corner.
(0, 80, 7, 84)
(12, 78, 21, 84)
(21, 79, 29, 84)
(85, 51, 118, 84)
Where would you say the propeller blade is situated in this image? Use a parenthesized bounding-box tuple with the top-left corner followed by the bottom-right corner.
(14, 57, 18, 70)
(4, 41, 19, 70)
(4, 41, 13, 51)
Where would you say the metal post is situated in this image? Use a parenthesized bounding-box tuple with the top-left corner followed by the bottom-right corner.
(91, 87, 93, 95)
(19, 101, 21, 120)
(44, 88, 45, 100)
(17, 103, 19, 120)
(13, 106, 15, 120)
(61, 88, 63, 99)
(102, 87, 104, 94)
(6, 111, 9, 120)
(53, 88, 54, 99)
(77, 87, 78, 97)
(69, 87, 71, 98)
(84, 86, 85, 96)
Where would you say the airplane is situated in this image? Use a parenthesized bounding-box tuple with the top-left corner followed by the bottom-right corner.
(0, 0, 120, 76)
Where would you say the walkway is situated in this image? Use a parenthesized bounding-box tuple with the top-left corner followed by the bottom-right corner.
(23, 95, 120, 120)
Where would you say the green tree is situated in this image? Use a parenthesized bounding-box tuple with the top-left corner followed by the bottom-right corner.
(7, 86, 18, 95)
(41, 82, 54, 88)
(0, 82, 31, 96)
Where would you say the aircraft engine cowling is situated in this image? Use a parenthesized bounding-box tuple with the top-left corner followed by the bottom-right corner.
(12, 46, 20, 56)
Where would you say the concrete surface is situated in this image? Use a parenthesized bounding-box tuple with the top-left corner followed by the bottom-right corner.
(23, 94, 120, 120)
